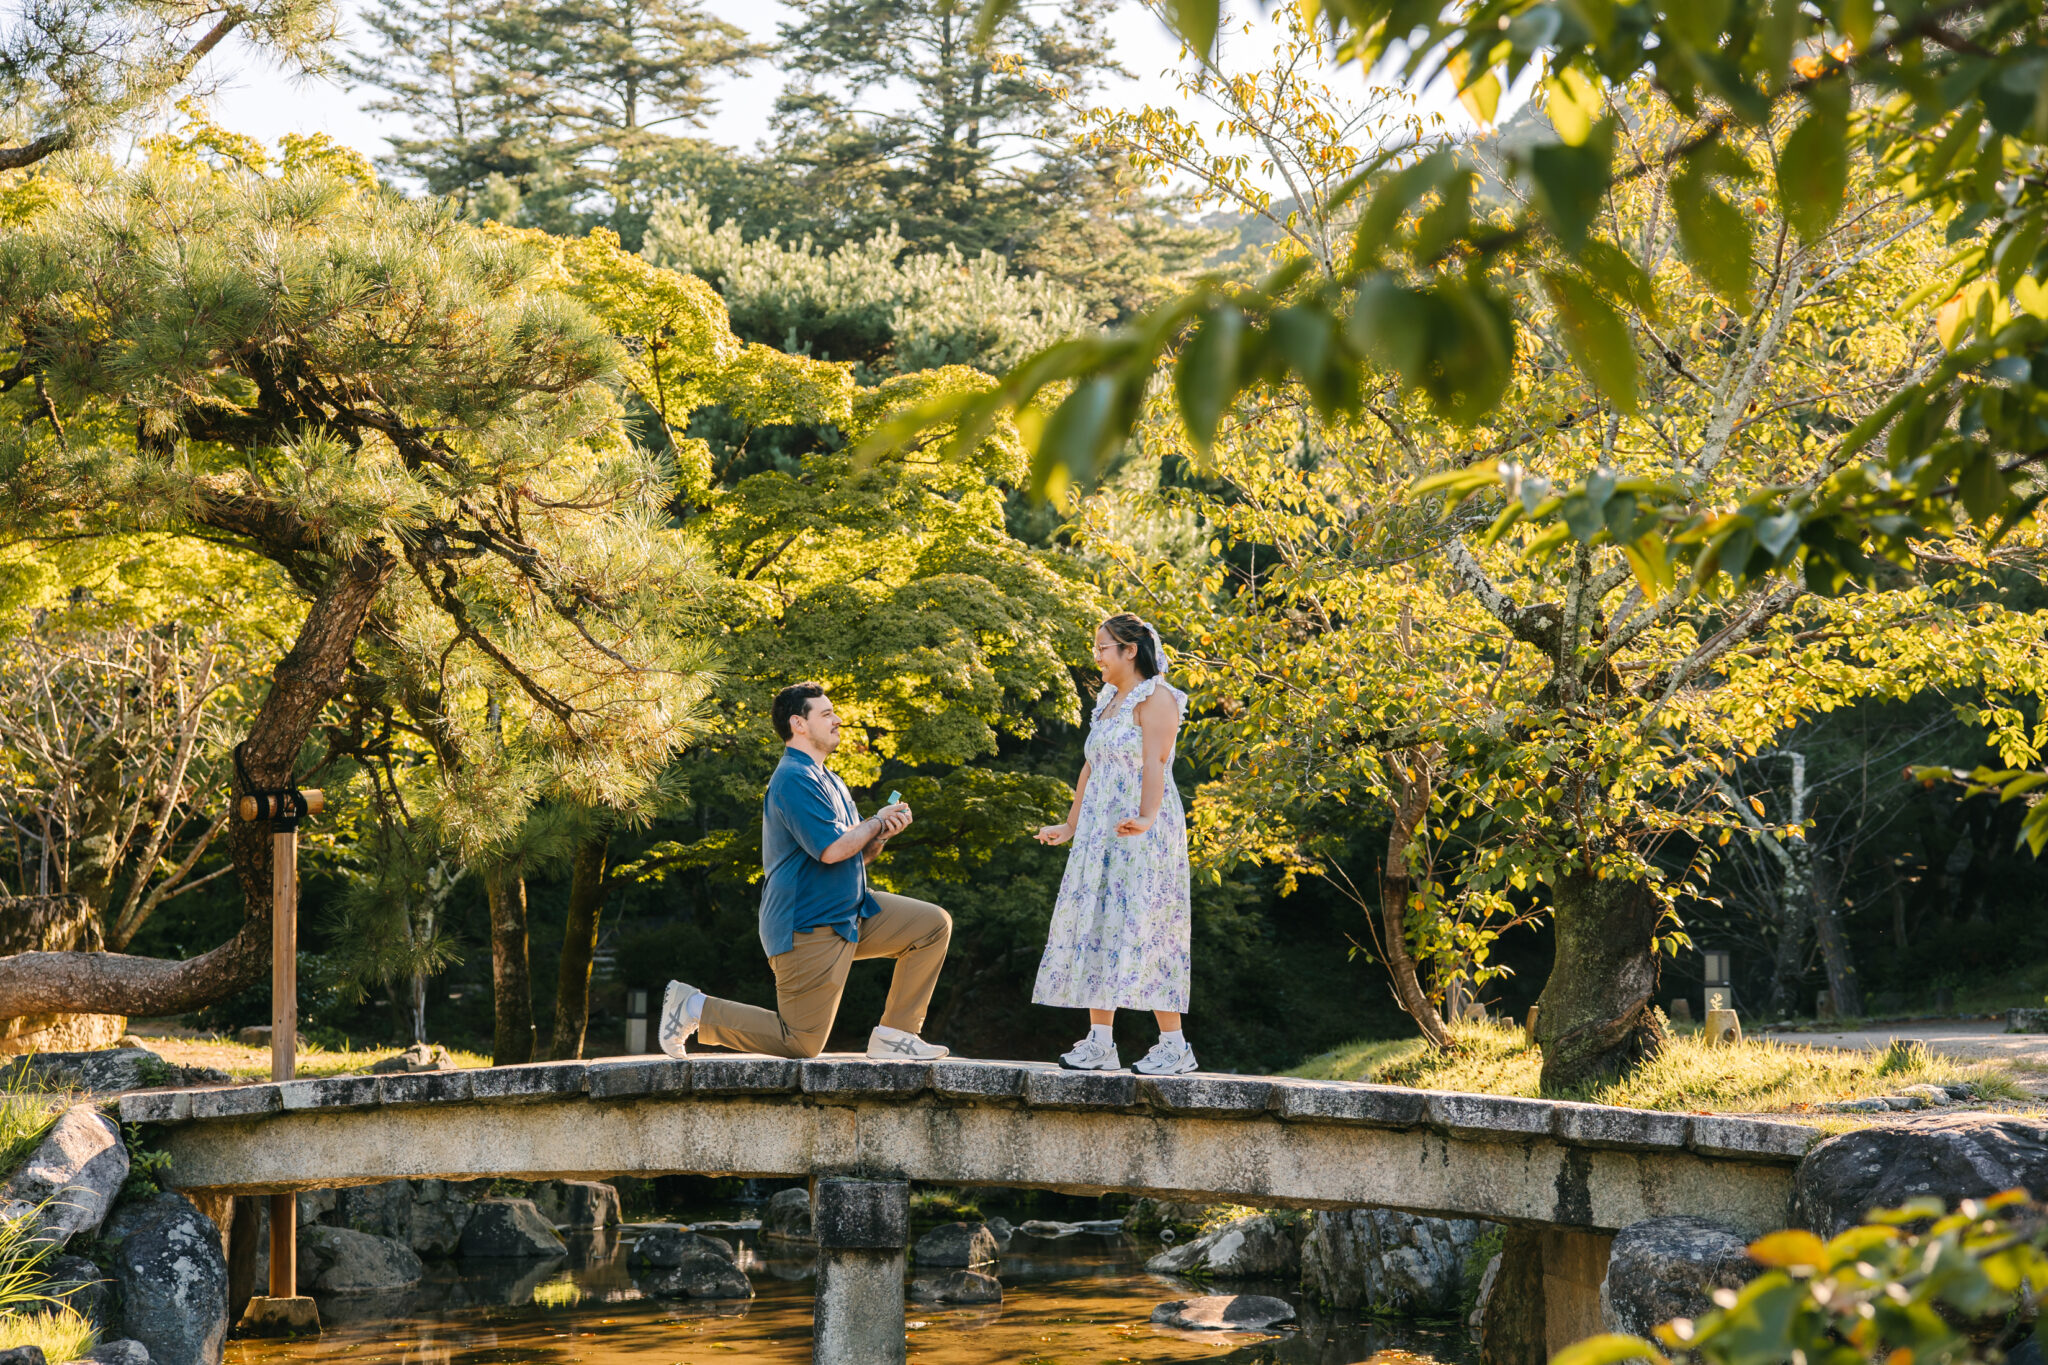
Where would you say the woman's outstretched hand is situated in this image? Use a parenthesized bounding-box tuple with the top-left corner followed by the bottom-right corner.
(1115, 814, 1157, 837)
(1034, 821, 1074, 845)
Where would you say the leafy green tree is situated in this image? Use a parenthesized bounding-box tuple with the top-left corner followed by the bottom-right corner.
(0, 146, 723, 1027)
(1, 0, 334, 170)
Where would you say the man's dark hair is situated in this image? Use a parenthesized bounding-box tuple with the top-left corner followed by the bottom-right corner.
(773, 681, 828, 741)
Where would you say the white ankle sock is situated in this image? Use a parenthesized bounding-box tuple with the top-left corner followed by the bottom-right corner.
(686, 991, 706, 1024)
(1089, 1023, 1114, 1045)
(1160, 1029, 1185, 1046)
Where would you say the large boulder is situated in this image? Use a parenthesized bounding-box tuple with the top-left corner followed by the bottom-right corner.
(102, 1192, 228, 1365)
(1600, 1217, 1758, 1337)
(459, 1199, 567, 1258)
(1297, 1208, 1488, 1315)
(913, 1222, 998, 1268)
(1, 1105, 128, 1244)
(297, 1226, 426, 1294)
(38, 1254, 110, 1329)
(3, 1050, 224, 1095)
(1146, 1215, 1302, 1280)
(530, 1181, 619, 1230)
(1151, 1295, 1296, 1331)
(633, 1231, 751, 1301)
(333, 1181, 413, 1242)
(1795, 1116, 2048, 1235)
(408, 1180, 480, 1257)
(75, 1342, 149, 1365)
(909, 1270, 1002, 1305)
(761, 1187, 812, 1242)
(629, 1227, 736, 1268)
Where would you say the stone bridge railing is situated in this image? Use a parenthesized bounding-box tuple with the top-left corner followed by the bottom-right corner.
(123, 1054, 1814, 1235)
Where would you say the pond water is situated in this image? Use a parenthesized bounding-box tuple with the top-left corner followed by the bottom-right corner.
(227, 1212, 1478, 1365)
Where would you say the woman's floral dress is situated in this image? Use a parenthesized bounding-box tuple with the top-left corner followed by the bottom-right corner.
(1032, 677, 1192, 1012)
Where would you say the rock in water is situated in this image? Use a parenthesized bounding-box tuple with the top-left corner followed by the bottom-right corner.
(1150, 1295, 1296, 1331)
(78, 1342, 149, 1365)
(1795, 1116, 2048, 1235)
(908, 1270, 1002, 1305)
(1146, 1215, 1302, 1280)
(1297, 1208, 1488, 1315)
(761, 1187, 813, 1242)
(628, 1227, 736, 1268)
(458, 1199, 568, 1258)
(297, 1226, 426, 1294)
(530, 1180, 619, 1230)
(103, 1192, 228, 1365)
(913, 1222, 999, 1268)
(408, 1181, 478, 1257)
(1599, 1217, 1757, 1337)
(334, 1181, 413, 1242)
(635, 1249, 753, 1300)
(0, 1104, 128, 1244)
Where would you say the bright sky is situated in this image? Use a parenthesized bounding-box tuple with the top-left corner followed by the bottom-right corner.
(203, 0, 1202, 167)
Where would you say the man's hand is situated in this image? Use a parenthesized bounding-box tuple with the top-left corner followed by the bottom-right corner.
(863, 803, 912, 863)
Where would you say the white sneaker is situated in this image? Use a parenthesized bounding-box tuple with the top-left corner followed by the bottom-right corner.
(867, 1026, 949, 1060)
(658, 980, 701, 1058)
(1060, 1036, 1122, 1071)
(1133, 1038, 1198, 1075)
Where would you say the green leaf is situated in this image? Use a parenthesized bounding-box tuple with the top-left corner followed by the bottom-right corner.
(1175, 306, 1242, 454)
(1673, 158, 1755, 312)
(1960, 448, 2010, 524)
(1164, 0, 1219, 59)
(1031, 375, 1118, 502)
(1777, 89, 1849, 243)
(1754, 510, 1800, 559)
(1527, 124, 1614, 253)
(1541, 270, 1639, 411)
(1579, 240, 1658, 317)
(1551, 1334, 1669, 1365)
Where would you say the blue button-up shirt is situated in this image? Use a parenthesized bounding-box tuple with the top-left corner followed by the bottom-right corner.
(757, 746, 879, 958)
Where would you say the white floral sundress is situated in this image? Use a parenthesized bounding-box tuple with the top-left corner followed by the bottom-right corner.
(1032, 676, 1192, 1013)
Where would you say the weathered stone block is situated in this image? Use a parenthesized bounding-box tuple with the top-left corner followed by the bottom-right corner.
(467, 1063, 586, 1103)
(115, 1091, 188, 1124)
(800, 1059, 931, 1098)
(1687, 1115, 1815, 1162)
(277, 1076, 378, 1111)
(188, 1086, 280, 1121)
(1550, 1103, 1689, 1151)
(585, 1059, 688, 1099)
(686, 1057, 799, 1094)
(1140, 1076, 1272, 1117)
(1269, 1081, 1426, 1128)
(1021, 1069, 1140, 1111)
(1428, 1092, 1554, 1141)
(813, 1177, 908, 1250)
(930, 1061, 1029, 1101)
(376, 1071, 474, 1106)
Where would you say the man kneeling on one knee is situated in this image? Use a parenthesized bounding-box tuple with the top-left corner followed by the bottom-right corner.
(657, 681, 953, 1061)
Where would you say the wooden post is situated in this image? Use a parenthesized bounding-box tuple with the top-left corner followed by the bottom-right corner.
(234, 783, 322, 1338)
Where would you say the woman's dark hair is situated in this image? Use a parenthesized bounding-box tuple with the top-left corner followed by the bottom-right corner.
(773, 681, 828, 740)
(1100, 613, 1161, 678)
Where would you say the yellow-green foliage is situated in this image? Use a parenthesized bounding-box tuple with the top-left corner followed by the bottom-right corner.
(1290, 1022, 2023, 1113)
(0, 1308, 97, 1362)
(0, 1092, 68, 1179)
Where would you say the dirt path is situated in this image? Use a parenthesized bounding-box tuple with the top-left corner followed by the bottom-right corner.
(1757, 1020, 2048, 1066)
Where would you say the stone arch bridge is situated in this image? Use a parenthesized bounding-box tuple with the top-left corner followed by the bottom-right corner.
(124, 1055, 1817, 1363)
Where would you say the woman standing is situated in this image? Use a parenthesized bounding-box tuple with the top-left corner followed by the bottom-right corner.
(1031, 613, 1196, 1075)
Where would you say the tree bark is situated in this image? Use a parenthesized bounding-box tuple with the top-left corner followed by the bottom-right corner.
(547, 832, 609, 1061)
(0, 551, 394, 1020)
(1380, 753, 1454, 1050)
(1767, 852, 1816, 1019)
(485, 865, 534, 1065)
(1534, 870, 1667, 1090)
(1812, 857, 1862, 1018)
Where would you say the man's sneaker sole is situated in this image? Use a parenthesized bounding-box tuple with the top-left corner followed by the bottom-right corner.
(658, 981, 696, 1058)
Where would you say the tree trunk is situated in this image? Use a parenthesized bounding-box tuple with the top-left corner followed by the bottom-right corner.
(1534, 870, 1667, 1090)
(1380, 753, 1454, 1050)
(1767, 851, 1815, 1019)
(547, 832, 609, 1061)
(485, 866, 533, 1065)
(1812, 857, 1862, 1018)
(0, 551, 394, 1020)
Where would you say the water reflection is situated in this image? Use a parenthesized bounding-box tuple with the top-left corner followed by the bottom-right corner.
(229, 1215, 1477, 1365)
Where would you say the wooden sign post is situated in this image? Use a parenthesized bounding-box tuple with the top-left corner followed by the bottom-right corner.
(233, 781, 324, 1337)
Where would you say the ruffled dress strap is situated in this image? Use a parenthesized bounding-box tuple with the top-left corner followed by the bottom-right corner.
(1121, 675, 1188, 721)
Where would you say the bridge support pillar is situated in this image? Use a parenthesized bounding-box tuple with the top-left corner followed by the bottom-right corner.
(811, 1176, 908, 1365)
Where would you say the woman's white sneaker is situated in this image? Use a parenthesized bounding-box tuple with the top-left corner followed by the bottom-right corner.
(1060, 1036, 1123, 1071)
(657, 980, 701, 1058)
(1133, 1038, 1197, 1075)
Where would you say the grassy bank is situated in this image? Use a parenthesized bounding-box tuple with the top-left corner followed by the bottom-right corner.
(1289, 1022, 2027, 1114)
(130, 1032, 491, 1081)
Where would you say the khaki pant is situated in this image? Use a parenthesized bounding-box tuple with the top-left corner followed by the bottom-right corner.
(696, 891, 951, 1058)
